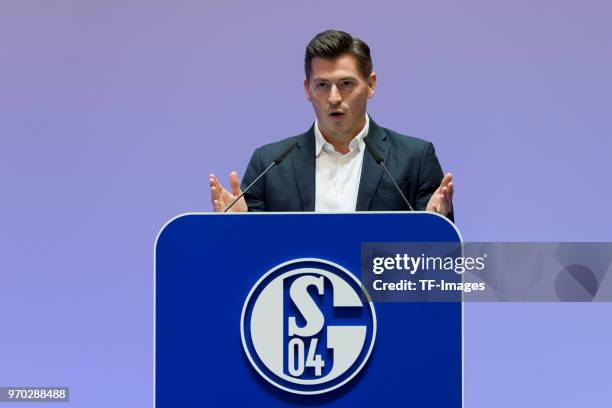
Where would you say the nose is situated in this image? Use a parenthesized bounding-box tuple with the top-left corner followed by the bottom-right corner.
(328, 84, 342, 105)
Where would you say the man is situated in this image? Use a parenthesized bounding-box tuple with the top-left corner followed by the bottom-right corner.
(209, 30, 453, 219)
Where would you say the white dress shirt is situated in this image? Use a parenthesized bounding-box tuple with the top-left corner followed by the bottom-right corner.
(314, 115, 369, 212)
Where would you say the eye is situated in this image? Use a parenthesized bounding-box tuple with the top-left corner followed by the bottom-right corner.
(315, 82, 329, 89)
(339, 80, 355, 89)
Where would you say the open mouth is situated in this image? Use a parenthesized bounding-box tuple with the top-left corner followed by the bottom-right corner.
(329, 112, 345, 118)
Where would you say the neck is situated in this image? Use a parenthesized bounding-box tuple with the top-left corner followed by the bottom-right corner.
(319, 116, 366, 154)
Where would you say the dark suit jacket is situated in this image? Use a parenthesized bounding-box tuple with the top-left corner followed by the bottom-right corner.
(241, 117, 453, 221)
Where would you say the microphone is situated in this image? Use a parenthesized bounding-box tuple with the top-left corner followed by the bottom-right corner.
(363, 137, 414, 211)
(224, 141, 299, 212)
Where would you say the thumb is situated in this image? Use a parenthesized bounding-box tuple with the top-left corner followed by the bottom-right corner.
(229, 171, 242, 195)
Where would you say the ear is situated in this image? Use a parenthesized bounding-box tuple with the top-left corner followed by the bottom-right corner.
(367, 72, 377, 98)
(303, 77, 312, 102)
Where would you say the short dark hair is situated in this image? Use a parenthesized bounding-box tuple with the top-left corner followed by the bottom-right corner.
(304, 30, 373, 81)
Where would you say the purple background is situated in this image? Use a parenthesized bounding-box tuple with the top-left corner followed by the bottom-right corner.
(1, 1, 610, 406)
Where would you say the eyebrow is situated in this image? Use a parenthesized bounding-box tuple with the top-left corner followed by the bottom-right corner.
(313, 77, 357, 82)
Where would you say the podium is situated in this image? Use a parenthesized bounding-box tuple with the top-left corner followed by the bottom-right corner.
(155, 212, 462, 407)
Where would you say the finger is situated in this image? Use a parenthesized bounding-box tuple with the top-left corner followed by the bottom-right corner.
(440, 173, 453, 188)
(440, 189, 449, 201)
(441, 186, 451, 203)
(210, 182, 221, 211)
(229, 171, 242, 196)
(210, 186, 219, 206)
(213, 199, 222, 212)
(447, 180, 454, 197)
(210, 173, 223, 186)
(214, 185, 221, 199)
(213, 185, 226, 207)
(440, 192, 452, 215)
(209, 174, 223, 193)
(213, 177, 228, 195)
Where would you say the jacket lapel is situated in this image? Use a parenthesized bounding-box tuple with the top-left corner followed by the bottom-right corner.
(356, 118, 388, 211)
(292, 127, 316, 211)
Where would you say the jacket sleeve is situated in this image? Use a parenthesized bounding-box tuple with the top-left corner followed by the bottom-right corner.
(241, 148, 267, 212)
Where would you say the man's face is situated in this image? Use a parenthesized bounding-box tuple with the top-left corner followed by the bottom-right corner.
(304, 54, 376, 141)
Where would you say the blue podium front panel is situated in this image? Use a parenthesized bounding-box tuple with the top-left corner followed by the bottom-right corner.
(155, 213, 462, 407)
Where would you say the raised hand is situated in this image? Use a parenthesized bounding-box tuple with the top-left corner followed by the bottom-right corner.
(426, 173, 453, 216)
(209, 172, 248, 212)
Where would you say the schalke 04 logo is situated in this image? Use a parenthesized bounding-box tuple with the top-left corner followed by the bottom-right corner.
(240, 258, 377, 395)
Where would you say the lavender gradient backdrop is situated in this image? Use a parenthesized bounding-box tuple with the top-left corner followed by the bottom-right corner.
(1, 1, 611, 407)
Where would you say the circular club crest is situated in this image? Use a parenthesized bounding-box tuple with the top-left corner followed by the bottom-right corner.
(240, 258, 377, 395)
